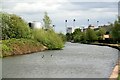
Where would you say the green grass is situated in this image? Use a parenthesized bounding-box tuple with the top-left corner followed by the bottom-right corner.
(1, 29, 65, 57)
(32, 29, 64, 50)
(2, 38, 46, 57)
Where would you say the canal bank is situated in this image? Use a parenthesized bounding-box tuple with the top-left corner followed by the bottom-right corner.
(2, 39, 48, 57)
(2, 43, 118, 78)
(91, 43, 120, 51)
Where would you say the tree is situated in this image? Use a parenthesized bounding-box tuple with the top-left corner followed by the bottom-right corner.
(1, 12, 31, 40)
(86, 28, 97, 43)
(80, 32, 86, 43)
(111, 20, 120, 43)
(118, 16, 120, 23)
(66, 33, 72, 41)
(43, 12, 52, 30)
(72, 28, 81, 42)
(96, 28, 106, 40)
(58, 33, 66, 43)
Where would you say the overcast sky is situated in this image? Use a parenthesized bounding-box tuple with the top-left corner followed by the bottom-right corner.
(1, 0, 120, 33)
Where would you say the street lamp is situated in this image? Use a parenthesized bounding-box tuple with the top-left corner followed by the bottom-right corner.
(97, 21, 99, 27)
(88, 19, 90, 26)
(73, 19, 76, 28)
(65, 20, 67, 28)
(65, 20, 68, 34)
(53, 25, 55, 31)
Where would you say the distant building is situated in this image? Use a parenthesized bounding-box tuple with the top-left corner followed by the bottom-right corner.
(98, 24, 112, 33)
(94, 28, 99, 31)
(28, 21, 42, 29)
(103, 35, 110, 40)
(66, 27, 74, 34)
(88, 25, 95, 29)
(82, 25, 95, 32)
(82, 27, 87, 32)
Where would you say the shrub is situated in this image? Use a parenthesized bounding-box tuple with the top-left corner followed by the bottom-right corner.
(32, 29, 64, 49)
(72, 28, 82, 42)
(86, 28, 97, 43)
(2, 42, 12, 57)
(66, 33, 73, 41)
(111, 20, 120, 43)
(58, 33, 66, 43)
(80, 32, 87, 43)
(1, 12, 31, 40)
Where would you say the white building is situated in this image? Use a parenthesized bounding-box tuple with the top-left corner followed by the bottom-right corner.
(66, 27, 74, 34)
(29, 21, 42, 29)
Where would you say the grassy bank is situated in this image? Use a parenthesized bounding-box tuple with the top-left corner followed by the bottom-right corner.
(1, 13, 65, 57)
(32, 29, 64, 50)
(1, 29, 65, 57)
(91, 43, 120, 51)
(1, 39, 48, 57)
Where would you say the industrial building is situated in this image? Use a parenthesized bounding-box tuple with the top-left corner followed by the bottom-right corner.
(28, 21, 42, 29)
(66, 27, 74, 34)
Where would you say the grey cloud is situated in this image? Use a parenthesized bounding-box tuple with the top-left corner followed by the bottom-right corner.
(59, 2, 118, 12)
(71, 2, 117, 8)
(1, 1, 118, 33)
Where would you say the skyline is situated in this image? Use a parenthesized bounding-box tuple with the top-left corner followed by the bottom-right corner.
(1, 0, 120, 33)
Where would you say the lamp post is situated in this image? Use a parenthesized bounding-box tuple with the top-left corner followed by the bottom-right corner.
(65, 20, 67, 28)
(53, 25, 55, 31)
(65, 20, 68, 34)
(73, 19, 76, 32)
(88, 19, 90, 27)
(97, 21, 99, 27)
(73, 19, 76, 28)
(83, 27, 84, 32)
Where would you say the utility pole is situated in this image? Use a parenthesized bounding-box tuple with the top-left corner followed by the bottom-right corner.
(73, 19, 76, 32)
(88, 19, 90, 27)
(65, 20, 67, 34)
(73, 19, 76, 28)
(97, 21, 99, 27)
(53, 25, 55, 31)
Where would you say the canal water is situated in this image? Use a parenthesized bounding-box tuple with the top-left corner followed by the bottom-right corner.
(2, 42, 119, 78)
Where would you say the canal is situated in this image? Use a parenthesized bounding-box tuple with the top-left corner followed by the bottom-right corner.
(2, 42, 119, 78)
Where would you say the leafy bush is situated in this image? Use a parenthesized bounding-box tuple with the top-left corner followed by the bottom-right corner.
(86, 28, 97, 42)
(58, 33, 66, 43)
(2, 44, 11, 52)
(111, 20, 120, 43)
(1, 12, 31, 39)
(66, 33, 73, 41)
(2, 43, 12, 57)
(96, 28, 106, 40)
(80, 32, 86, 43)
(32, 29, 64, 49)
(72, 28, 82, 42)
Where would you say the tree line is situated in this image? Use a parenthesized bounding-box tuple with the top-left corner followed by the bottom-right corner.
(66, 17, 120, 44)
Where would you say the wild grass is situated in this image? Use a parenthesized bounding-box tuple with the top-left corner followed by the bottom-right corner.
(32, 29, 64, 50)
(2, 38, 46, 57)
